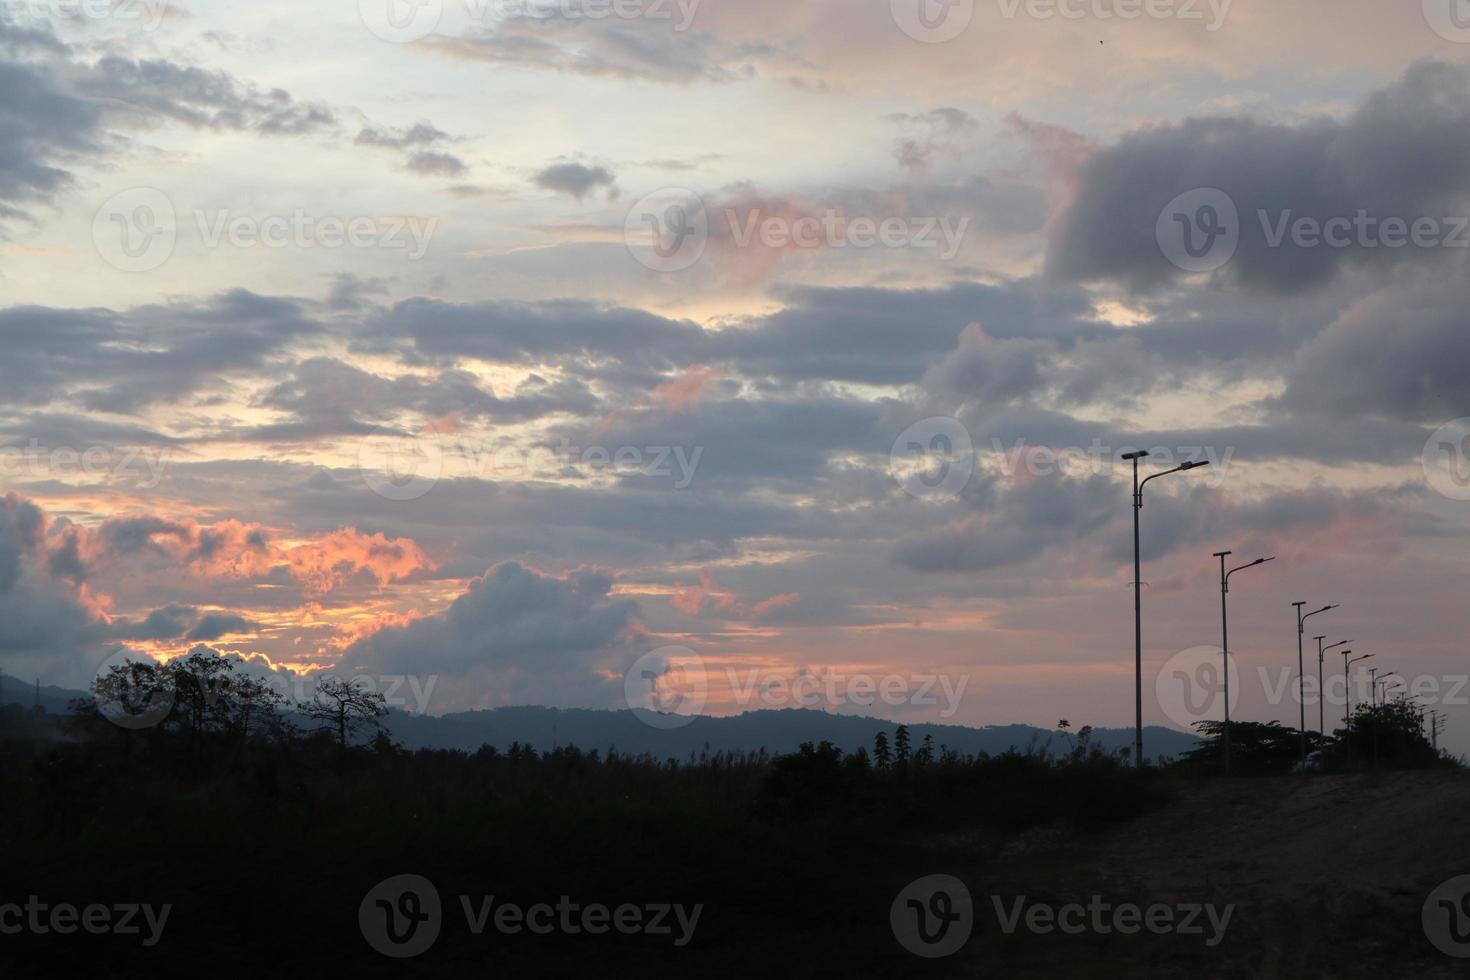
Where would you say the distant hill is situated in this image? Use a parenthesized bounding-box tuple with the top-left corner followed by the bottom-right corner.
(379, 705, 1200, 763)
(0, 673, 1198, 761)
(0, 672, 86, 715)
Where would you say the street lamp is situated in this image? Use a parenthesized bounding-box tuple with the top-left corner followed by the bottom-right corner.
(1124, 451, 1210, 768)
(1343, 651, 1371, 730)
(1293, 602, 1337, 762)
(1316, 638, 1349, 735)
(1214, 551, 1275, 774)
(1376, 673, 1402, 706)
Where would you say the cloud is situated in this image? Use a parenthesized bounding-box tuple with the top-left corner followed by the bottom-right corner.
(345, 561, 639, 676)
(356, 122, 468, 178)
(532, 161, 618, 201)
(415, 18, 766, 85)
(0, 24, 101, 219)
(78, 56, 337, 135)
(1047, 61, 1470, 293)
(0, 289, 315, 413)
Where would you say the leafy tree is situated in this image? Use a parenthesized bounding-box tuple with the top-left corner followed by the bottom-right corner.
(1325, 700, 1454, 771)
(1180, 720, 1332, 775)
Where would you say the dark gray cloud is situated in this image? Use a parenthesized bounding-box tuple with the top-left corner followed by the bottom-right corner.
(1276, 277, 1470, 424)
(407, 150, 468, 176)
(532, 161, 618, 201)
(355, 122, 451, 149)
(0, 290, 315, 415)
(1048, 61, 1470, 294)
(346, 561, 638, 675)
(242, 356, 599, 440)
(78, 56, 337, 135)
(185, 613, 257, 641)
(420, 19, 763, 86)
(356, 122, 467, 177)
(0, 23, 101, 219)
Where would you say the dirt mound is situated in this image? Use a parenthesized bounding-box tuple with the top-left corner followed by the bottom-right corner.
(948, 772, 1470, 977)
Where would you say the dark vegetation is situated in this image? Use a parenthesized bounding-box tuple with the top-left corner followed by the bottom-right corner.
(0, 653, 1458, 978)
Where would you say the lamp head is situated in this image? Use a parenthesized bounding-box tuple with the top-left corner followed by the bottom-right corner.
(1120, 450, 1150, 461)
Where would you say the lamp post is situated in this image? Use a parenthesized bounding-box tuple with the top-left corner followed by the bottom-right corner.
(1293, 602, 1337, 763)
(1316, 638, 1348, 735)
(1376, 673, 1401, 706)
(1214, 551, 1274, 775)
(1343, 651, 1370, 730)
(1124, 451, 1210, 768)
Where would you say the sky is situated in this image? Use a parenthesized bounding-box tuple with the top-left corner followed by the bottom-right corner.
(2, 0, 1470, 754)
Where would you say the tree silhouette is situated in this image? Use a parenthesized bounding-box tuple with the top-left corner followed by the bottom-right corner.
(299, 677, 388, 748)
(873, 730, 891, 769)
(894, 725, 911, 767)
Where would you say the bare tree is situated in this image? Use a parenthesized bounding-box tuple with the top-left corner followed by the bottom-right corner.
(298, 677, 388, 748)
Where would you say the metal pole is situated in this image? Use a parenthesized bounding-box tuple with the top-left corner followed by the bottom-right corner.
(1132, 457, 1143, 769)
(1316, 636, 1326, 736)
(1294, 603, 1306, 763)
(1216, 551, 1232, 775)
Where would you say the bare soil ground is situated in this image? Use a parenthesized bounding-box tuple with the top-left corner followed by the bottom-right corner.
(926, 771, 1470, 978)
